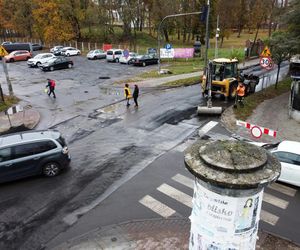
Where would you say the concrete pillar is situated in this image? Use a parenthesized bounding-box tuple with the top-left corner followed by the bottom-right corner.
(184, 140, 281, 250)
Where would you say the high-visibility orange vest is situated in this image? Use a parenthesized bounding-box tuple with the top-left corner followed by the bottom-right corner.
(237, 84, 245, 97)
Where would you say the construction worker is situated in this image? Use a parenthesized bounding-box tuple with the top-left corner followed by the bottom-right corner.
(124, 83, 131, 106)
(236, 80, 245, 107)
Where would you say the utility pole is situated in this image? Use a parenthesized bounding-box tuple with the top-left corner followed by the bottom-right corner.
(157, 11, 202, 73)
(203, 0, 210, 69)
(0, 45, 14, 96)
(214, 15, 220, 59)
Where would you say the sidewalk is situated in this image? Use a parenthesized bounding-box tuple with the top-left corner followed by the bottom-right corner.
(52, 218, 300, 250)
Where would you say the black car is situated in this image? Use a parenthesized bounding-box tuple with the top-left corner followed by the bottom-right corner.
(39, 57, 73, 71)
(133, 54, 159, 67)
(32, 43, 43, 51)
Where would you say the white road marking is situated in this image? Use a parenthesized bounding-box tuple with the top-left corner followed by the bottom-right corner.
(157, 183, 192, 208)
(199, 121, 218, 134)
(260, 209, 279, 226)
(263, 192, 289, 209)
(172, 174, 194, 189)
(268, 182, 297, 197)
(139, 195, 176, 218)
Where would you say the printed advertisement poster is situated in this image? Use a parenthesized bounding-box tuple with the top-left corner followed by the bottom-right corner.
(174, 48, 194, 58)
(160, 48, 175, 58)
(189, 180, 263, 249)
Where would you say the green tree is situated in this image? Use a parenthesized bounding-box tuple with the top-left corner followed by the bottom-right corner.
(268, 32, 298, 88)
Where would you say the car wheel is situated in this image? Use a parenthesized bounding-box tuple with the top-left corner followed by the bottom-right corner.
(9, 58, 14, 62)
(77, 52, 80, 55)
(68, 63, 73, 69)
(50, 66, 54, 71)
(115, 58, 119, 63)
(93, 56, 97, 60)
(36, 62, 41, 67)
(67, 53, 70, 57)
(42, 162, 61, 177)
(142, 62, 146, 67)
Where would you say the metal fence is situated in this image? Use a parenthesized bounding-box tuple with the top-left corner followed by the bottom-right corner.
(0, 37, 144, 53)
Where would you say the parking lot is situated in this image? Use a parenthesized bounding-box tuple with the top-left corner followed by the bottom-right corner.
(0, 52, 156, 128)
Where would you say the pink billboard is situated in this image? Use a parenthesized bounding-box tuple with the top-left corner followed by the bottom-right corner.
(174, 48, 194, 58)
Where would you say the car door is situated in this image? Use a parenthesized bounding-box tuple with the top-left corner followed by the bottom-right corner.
(0, 147, 16, 182)
(273, 151, 300, 186)
(55, 58, 64, 69)
(14, 51, 22, 61)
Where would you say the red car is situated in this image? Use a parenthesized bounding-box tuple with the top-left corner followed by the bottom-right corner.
(4, 50, 32, 63)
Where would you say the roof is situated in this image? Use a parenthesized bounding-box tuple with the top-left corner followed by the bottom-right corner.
(277, 141, 300, 155)
(0, 130, 60, 148)
(213, 58, 238, 63)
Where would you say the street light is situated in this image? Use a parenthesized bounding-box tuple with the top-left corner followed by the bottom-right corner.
(157, 11, 202, 73)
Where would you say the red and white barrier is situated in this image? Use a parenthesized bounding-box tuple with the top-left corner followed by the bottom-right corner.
(236, 120, 277, 138)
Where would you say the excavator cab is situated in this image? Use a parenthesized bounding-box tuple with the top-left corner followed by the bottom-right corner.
(202, 58, 239, 100)
(201, 58, 258, 100)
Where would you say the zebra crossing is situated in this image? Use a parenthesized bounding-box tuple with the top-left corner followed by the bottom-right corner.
(138, 173, 297, 226)
(139, 120, 298, 227)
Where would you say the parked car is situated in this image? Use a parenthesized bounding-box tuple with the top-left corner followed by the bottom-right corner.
(39, 56, 73, 71)
(119, 52, 138, 64)
(87, 49, 106, 60)
(0, 130, 71, 183)
(1, 41, 12, 45)
(250, 140, 300, 187)
(106, 49, 123, 62)
(32, 43, 43, 51)
(50, 45, 64, 55)
(2, 43, 33, 53)
(61, 47, 81, 56)
(4, 50, 32, 62)
(27, 53, 56, 67)
(132, 54, 159, 67)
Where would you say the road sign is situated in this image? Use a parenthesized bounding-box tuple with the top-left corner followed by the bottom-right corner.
(165, 43, 172, 50)
(260, 57, 272, 68)
(251, 126, 262, 138)
(260, 46, 271, 57)
(0, 45, 8, 57)
(123, 49, 129, 58)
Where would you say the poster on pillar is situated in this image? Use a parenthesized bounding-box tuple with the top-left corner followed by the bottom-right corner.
(189, 180, 263, 250)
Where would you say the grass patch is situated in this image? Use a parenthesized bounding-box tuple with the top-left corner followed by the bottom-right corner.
(159, 76, 200, 88)
(234, 78, 291, 120)
(0, 95, 19, 112)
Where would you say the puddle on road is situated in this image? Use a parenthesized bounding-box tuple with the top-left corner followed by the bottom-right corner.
(100, 87, 122, 96)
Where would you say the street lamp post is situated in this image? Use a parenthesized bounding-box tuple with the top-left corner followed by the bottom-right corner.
(157, 11, 202, 73)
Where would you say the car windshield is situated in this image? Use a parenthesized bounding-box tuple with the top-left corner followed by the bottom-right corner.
(34, 54, 43, 59)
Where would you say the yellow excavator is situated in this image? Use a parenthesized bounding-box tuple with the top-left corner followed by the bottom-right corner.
(201, 58, 259, 100)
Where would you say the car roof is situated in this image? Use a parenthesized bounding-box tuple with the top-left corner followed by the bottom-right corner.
(0, 130, 61, 148)
(277, 141, 300, 154)
(12, 50, 29, 53)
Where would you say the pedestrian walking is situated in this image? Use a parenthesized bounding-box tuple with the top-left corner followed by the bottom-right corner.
(236, 80, 245, 107)
(133, 84, 139, 107)
(124, 83, 131, 106)
(46, 78, 56, 98)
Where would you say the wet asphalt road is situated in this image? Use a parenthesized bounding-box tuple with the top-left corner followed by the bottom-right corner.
(0, 55, 290, 249)
(0, 54, 207, 249)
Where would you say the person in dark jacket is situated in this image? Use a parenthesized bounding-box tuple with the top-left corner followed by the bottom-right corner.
(46, 78, 56, 98)
(132, 84, 139, 107)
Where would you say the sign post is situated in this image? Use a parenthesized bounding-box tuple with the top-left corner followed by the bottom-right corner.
(0, 45, 14, 96)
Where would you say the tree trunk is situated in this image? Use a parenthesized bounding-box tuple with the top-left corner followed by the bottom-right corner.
(0, 84, 5, 104)
(275, 63, 281, 89)
(177, 28, 180, 40)
(250, 23, 260, 56)
(220, 36, 224, 48)
(163, 28, 169, 42)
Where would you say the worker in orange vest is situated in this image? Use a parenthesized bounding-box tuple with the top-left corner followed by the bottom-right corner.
(236, 81, 246, 107)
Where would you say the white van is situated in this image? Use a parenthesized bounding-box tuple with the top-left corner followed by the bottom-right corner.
(106, 49, 123, 62)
